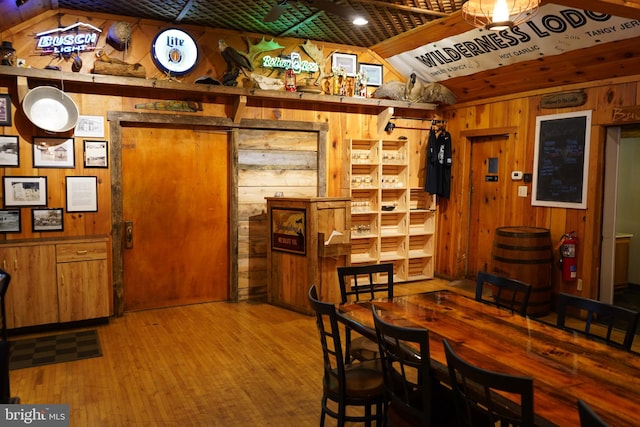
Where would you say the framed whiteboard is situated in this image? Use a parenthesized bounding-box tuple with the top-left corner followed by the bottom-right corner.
(532, 110, 592, 209)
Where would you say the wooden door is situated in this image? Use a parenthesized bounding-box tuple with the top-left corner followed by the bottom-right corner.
(467, 134, 510, 278)
(122, 127, 229, 311)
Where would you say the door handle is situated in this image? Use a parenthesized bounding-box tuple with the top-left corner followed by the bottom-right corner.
(125, 220, 134, 249)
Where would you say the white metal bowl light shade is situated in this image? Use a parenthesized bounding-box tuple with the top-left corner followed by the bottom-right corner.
(462, 0, 540, 31)
(22, 86, 79, 133)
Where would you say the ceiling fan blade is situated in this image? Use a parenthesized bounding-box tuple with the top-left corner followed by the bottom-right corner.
(308, 0, 354, 19)
(263, 1, 290, 22)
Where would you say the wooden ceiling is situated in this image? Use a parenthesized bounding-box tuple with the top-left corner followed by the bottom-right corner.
(1, 0, 640, 104)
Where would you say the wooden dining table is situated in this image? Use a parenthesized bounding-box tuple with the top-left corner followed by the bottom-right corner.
(338, 290, 640, 427)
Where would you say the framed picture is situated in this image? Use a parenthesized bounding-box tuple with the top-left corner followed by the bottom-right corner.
(3, 176, 47, 207)
(66, 176, 98, 212)
(75, 115, 105, 138)
(0, 135, 19, 167)
(84, 140, 109, 168)
(0, 210, 21, 233)
(0, 94, 11, 126)
(270, 207, 306, 255)
(32, 208, 64, 232)
(359, 63, 383, 87)
(332, 52, 358, 77)
(32, 137, 75, 168)
(532, 110, 592, 209)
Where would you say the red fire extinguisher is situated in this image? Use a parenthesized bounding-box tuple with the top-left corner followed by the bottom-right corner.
(558, 231, 578, 281)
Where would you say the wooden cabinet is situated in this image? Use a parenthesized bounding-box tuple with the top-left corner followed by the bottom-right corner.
(346, 138, 436, 282)
(266, 197, 351, 313)
(0, 236, 112, 329)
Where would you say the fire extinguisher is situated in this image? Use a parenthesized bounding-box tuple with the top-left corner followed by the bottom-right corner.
(558, 231, 578, 281)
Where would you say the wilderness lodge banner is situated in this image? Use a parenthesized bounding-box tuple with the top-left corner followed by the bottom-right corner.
(388, 3, 640, 83)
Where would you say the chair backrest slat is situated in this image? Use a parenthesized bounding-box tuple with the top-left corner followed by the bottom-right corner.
(476, 271, 532, 316)
(338, 263, 393, 304)
(556, 292, 639, 350)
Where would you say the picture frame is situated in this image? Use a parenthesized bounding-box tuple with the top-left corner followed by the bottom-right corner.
(32, 137, 75, 168)
(0, 135, 19, 167)
(0, 209, 21, 233)
(332, 52, 358, 77)
(0, 94, 11, 126)
(270, 207, 306, 255)
(359, 63, 383, 87)
(66, 176, 98, 212)
(75, 115, 105, 138)
(3, 176, 47, 207)
(32, 207, 64, 232)
(532, 110, 592, 209)
(83, 140, 109, 168)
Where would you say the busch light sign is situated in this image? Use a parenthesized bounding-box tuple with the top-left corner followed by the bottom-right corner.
(35, 22, 102, 56)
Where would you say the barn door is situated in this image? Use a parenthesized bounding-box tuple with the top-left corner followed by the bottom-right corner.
(467, 134, 511, 278)
(122, 126, 229, 311)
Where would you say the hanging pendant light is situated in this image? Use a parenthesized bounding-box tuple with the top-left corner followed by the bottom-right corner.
(462, 0, 540, 31)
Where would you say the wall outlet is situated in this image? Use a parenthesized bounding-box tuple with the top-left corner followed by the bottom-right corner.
(577, 278, 583, 291)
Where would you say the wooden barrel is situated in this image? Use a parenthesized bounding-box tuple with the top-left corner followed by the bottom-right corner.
(491, 226, 553, 317)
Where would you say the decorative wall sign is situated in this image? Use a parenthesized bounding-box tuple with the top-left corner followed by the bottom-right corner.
(532, 110, 592, 209)
(35, 22, 102, 56)
(151, 28, 199, 76)
(271, 207, 306, 255)
(540, 90, 587, 109)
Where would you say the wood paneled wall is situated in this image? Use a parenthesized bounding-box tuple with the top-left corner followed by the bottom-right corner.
(439, 79, 640, 299)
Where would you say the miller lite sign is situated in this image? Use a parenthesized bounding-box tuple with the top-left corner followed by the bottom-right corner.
(151, 28, 199, 76)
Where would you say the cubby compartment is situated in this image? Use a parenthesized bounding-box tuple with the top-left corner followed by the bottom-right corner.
(351, 189, 378, 214)
(380, 235, 407, 261)
(381, 164, 408, 189)
(410, 188, 436, 211)
(351, 139, 379, 165)
(380, 212, 407, 236)
(381, 188, 408, 212)
(351, 237, 378, 264)
(381, 140, 408, 166)
(351, 213, 378, 239)
(408, 234, 434, 258)
(409, 210, 436, 235)
(408, 257, 434, 280)
(351, 164, 379, 189)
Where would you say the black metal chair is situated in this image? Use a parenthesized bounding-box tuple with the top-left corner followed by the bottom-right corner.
(577, 399, 609, 427)
(307, 285, 385, 426)
(556, 292, 639, 350)
(371, 305, 454, 427)
(475, 271, 532, 316)
(443, 339, 534, 427)
(337, 263, 394, 363)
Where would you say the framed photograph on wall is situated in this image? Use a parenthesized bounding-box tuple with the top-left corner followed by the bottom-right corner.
(532, 110, 592, 209)
(270, 207, 306, 255)
(359, 63, 383, 87)
(75, 115, 105, 138)
(0, 209, 21, 233)
(66, 176, 98, 212)
(3, 176, 47, 207)
(32, 137, 75, 168)
(84, 140, 109, 168)
(0, 94, 11, 126)
(32, 207, 64, 232)
(0, 135, 19, 167)
(332, 53, 357, 77)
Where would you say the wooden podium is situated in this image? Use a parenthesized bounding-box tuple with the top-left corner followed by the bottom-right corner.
(266, 197, 351, 314)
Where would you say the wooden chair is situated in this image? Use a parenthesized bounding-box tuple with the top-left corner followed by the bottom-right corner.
(556, 292, 639, 350)
(337, 263, 394, 363)
(475, 271, 532, 316)
(371, 305, 454, 427)
(443, 339, 534, 427)
(577, 399, 609, 427)
(307, 285, 385, 426)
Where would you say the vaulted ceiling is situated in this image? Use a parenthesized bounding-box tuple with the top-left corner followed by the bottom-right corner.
(1, 0, 640, 104)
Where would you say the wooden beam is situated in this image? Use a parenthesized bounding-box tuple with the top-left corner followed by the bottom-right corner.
(233, 95, 247, 124)
(377, 106, 394, 135)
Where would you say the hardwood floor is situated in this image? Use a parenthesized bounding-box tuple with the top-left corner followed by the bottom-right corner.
(9, 278, 637, 426)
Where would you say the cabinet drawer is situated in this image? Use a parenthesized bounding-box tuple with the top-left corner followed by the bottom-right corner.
(56, 242, 107, 262)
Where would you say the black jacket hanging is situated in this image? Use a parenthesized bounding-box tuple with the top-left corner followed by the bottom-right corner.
(424, 128, 452, 198)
